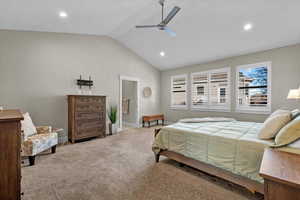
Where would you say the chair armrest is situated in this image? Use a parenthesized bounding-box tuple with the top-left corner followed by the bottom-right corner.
(36, 126, 52, 134)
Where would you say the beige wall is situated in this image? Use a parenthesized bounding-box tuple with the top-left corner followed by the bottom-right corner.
(0, 30, 161, 131)
(161, 44, 300, 123)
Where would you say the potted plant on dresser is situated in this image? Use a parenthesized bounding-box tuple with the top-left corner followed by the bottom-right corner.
(108, 106, 117, 135)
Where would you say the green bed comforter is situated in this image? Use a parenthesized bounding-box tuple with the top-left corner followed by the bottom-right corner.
(153, 121, 274, 183)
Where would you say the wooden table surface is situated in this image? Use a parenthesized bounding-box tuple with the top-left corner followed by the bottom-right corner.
(0, 110, 23, 122)
(260, 148, 300, 189)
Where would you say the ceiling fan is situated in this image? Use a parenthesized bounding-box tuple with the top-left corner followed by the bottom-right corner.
(136, 0, 181, 36)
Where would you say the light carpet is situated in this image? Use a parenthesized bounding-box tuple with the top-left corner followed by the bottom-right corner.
(22, 127, 263, 200)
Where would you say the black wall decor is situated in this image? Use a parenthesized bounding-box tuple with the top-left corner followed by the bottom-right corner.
(77, 75, 93, 89)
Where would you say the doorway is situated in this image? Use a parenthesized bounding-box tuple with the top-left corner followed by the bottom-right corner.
(119, 76, 140, 131)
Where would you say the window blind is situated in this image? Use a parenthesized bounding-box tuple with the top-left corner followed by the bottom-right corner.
(171, 75, 187, 108)
(191, 68, 230, 110)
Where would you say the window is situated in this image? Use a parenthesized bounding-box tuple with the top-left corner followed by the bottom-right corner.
(171, 74, 188, 109)
(236, 62, 271, 113)
(218, 88, 226, 103)
(197, 86, 205, 96)
(191, 68, 230, 110)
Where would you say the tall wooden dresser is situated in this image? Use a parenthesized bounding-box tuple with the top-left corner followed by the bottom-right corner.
(68, 95, 106, 143)
(0, 110, 23, 200)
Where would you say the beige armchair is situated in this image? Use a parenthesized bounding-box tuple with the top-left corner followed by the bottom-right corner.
(21, 113, 58, 166)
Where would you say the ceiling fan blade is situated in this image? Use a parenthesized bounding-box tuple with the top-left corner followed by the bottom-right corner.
(136, 25, 159, 28)
(162, 6, 181, 25)
(164, 27, 176, 37)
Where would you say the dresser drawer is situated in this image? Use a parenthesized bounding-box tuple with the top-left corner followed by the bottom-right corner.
(76, 128, 105, 139)
(75, 112, 105, 121)
(76, 96, 105, 104)
(75, 103, 105, 112)
(75, 120, 105, 139)
(76, 120, 104, 132)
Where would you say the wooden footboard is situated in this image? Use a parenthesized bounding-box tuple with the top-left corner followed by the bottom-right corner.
(154, 129, 264, 194)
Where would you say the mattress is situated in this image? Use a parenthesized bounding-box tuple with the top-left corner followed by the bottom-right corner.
(153, 121, 282, 183)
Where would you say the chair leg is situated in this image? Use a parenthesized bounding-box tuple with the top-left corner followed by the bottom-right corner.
(51, 145, 57, 154)
(29, 156, 35, 166)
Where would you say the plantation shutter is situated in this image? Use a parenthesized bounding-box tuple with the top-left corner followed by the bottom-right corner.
(191, 73, 209, 108)
(191, 68, 230, 110)
(209, 70, 230, 108)
(171, 75, 187, 107)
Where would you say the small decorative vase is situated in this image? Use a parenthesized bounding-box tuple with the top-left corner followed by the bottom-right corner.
(109, 123, 117, 135)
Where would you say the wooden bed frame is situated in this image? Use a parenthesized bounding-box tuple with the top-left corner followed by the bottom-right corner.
(154, 129, 264, 195)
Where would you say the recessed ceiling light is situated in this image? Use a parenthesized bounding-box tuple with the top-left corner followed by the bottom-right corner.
(160, 51, 165, 57)
(59, 11, 68, 19)
(243, 23, 253, 31)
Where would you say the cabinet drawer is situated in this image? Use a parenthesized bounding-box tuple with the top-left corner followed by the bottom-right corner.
(76, 128, 105, 139)
(75, 112, 104, 121)
(76, 120, 104, 131)
(76, 121, 105, 139)
(76, 96, 105, 104)
(75, 103, 104, 112)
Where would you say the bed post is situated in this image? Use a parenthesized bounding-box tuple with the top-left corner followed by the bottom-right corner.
(154, 128, 161, 137)
(154, 128, 162, 163)
(155, 153, 160, 163)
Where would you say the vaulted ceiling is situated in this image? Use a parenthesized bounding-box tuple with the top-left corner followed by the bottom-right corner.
(1, 0, 300, 70)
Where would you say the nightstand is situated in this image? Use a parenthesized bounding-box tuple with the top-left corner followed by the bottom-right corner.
(260, 148, 300, 200)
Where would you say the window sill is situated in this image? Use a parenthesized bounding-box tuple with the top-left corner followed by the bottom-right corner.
(191, 108, 231, 113)
(235, 109, 271, 115)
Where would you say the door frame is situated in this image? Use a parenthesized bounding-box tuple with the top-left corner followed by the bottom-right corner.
(119, 75, 140, 131)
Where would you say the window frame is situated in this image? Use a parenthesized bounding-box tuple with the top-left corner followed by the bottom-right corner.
(190, 67, 231, 112)
(235, 61, 272, 114)
(170, 74, 188, 110)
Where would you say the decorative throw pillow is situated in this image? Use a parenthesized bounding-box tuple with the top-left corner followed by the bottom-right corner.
(21, 112, 37, 141)
(291, 109, 300, 120)
(274, 116, 300, 147)
(270, 109, 290, 118)
(258, 109, 292, 139)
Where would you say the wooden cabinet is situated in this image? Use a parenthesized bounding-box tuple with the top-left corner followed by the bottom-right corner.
(68, 95, 106, 143)
(260, 148, 300, 200)
(0, 110, 23, 200)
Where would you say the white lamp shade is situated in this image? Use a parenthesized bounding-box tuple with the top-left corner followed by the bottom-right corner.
(287, 89, 300, 99)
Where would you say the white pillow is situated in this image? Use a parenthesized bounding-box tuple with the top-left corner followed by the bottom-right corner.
(270, 109, 290, 118)
(21, 112, 37, 140)
(258, 110, 292, 139)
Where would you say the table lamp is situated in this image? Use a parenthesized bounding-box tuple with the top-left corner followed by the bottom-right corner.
(287, 88, 300, 100)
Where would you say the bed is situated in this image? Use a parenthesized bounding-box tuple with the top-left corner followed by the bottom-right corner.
(152, 120, 300, 194)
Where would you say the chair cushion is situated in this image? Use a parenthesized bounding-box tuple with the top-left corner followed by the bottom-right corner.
(22, 132, 58, 156)
(258, 109, 292, 139)
(36, 126, 52, 134)
(21, 113, 37, 141)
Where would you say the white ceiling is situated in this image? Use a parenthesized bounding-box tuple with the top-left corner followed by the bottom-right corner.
(0, 0, 300, 70)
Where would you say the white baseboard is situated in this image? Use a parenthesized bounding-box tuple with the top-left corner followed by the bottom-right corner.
(163, 120, 174, 125)
(123, 122, 140, 128)
(117, 127, 122, 132)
